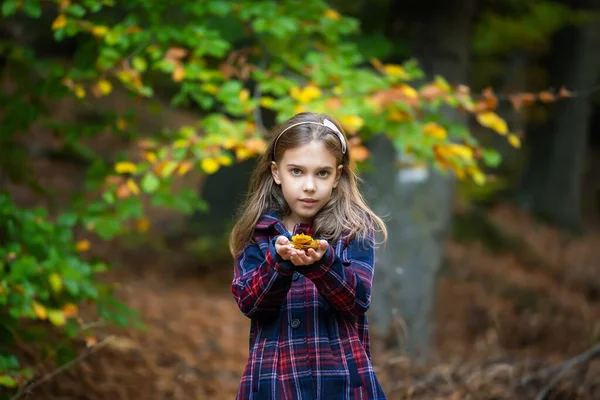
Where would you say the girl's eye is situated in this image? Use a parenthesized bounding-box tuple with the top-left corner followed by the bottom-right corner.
(291, 168, 301, 175)
(317, 171, 329, 177)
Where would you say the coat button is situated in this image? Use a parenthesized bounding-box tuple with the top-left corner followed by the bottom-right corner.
(290, 318, 300, 329)
(293, 272, 300, 281)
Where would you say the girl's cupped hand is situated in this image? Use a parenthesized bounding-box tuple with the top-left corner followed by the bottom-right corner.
(275, 236, 329, 266)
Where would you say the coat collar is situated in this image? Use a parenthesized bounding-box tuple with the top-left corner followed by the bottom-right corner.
(256, 210, 313, 237)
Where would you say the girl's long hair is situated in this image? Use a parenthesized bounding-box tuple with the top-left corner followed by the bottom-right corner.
(229, 112, 387, 257)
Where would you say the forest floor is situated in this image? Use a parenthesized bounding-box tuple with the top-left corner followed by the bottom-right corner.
(5, 106, 600, 399)
(8, 201, 600, 400)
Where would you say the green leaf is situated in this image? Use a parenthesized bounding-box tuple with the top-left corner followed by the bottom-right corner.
(57, 212, 77, 227)
(66, 3, 86, 17)
(23, 0, 41, 18)
(48, 309, 66, 326)
(132, 57, 147, 72)
(0, 375, 16, 388)
(482, 148, 502, 168)
(207, 1, 230, 16)
(48, 273, 63, 293)
(1, 0, 18, 17)
(141, 173, 159, 193)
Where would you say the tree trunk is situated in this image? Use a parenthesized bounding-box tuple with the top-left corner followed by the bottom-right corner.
(516, 6, 600, 231)
(365, 0, 476, 361)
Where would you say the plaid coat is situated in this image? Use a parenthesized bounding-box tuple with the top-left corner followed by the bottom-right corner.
(231, 211, 386, 399)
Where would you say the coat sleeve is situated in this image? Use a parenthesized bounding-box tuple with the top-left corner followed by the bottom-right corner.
(231, 235, 294, 319)
(299, 228, 376, 319)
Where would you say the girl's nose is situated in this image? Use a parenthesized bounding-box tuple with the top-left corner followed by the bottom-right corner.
(303, 178, 316, 192)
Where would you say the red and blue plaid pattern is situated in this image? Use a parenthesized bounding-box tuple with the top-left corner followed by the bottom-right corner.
(231, 211, 387, 399)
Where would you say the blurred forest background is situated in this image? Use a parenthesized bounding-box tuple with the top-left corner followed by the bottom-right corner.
(1, 0, 600, 399)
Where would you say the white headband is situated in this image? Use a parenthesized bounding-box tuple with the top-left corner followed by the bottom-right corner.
(273, 119, 347, 158)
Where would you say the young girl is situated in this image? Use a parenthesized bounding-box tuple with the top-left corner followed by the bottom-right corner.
(229, 112, 388, 399)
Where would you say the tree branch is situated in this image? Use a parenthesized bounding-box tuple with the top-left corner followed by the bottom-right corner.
(10, 335, 115, 400)
(527, 343, 600, 400)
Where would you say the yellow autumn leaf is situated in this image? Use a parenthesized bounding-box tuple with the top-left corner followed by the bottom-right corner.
(400, 84, 418, 99)
(96, 79, 112, 95)
(62, 303, 78, 318)
(223, 137, 237, 149)
(74, 84, 86, 99)
(136, 218, 150, 232)
(389, 110, 411, 122)
(290, 85, 322, 104)
(115, 161, 137, 174)
(508, 133, 521, 148)
(48, 309, 66, 326)
(172, 65, 185, 82)
(218, 155, 232, 166)
(176, 161, 193, 176)
(238, 89, 250, 102)
(384, 64, 409, 79)
(116, 118, 127, 131)
(434, 75, 452, 93)
(447, 144, 474, 160)
(173, 139, 189, 149)
(92, 25, 108, 37)
(76, 240, 91, 252)
(235, 147, 252, 161)
(127, 179, 140, 195)
(33, 301, 48, 320)
(259, 97, 275, 108)
(476, 111, 508, 135)
(202, 83, 219, 95)
(340, 115, 364, 133)
(422, 122, 447, 140)
(201, 158, 220, 174)
(48, 273, 63, 293)
(144, 151, 157, 163)
(468, 167, 487, 185)
(52, 14, 67, 30)
(294, 104, 307, 114)
(324, 9, 341, 20)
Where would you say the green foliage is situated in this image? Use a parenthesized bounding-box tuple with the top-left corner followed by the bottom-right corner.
(474, 1, 595, 56)
(0, 194, 140, 388)
(0, 0, 519, 390)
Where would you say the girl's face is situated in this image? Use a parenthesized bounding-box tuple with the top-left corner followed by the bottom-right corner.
(271, 140, 343, 229)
